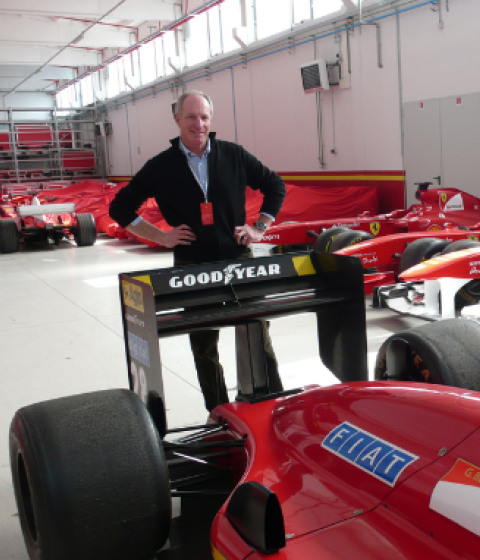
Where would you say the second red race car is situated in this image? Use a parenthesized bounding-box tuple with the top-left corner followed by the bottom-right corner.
(252, 181, 480, 257)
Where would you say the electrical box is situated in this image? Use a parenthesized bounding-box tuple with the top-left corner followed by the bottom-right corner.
(300, 59, 330, 93)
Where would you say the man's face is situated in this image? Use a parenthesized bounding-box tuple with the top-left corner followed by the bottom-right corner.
(174, 95, 211, 155)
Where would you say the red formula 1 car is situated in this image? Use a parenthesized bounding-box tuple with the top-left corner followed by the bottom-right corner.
(334, 230, 480, 295)
(374, 245, 480, 322)
(0, 194, 97, 253)
(252, 182, 480, 257)
(9, 253, 480, 560)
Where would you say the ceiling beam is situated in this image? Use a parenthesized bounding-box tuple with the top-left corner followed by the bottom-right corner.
(0, 45, 101, 66)
(0, 65, 75, 79)
(0, 0, 176, 22)
(0, 15, 133, 49)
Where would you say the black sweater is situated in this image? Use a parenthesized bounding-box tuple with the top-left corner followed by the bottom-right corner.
(109, 134, 286, 263)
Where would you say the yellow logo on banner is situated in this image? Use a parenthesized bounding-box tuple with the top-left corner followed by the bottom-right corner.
(370, 222, 380, 236)
(122, 280, 144, 312)
(468, 236, 480, 241)
(441, 192, 448, 203)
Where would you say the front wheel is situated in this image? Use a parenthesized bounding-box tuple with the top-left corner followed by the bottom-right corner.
(329, 229, 374, 253)
(10, 389, 171, 560)
(374, 319, 480, 390)
(312, 227, 350, 253)
(398, 237, 449, 275)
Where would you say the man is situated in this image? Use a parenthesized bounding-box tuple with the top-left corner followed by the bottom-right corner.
(110, 90, 286, 411)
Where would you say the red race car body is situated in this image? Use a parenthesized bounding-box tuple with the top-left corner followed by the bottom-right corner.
(252, 186, 480, 255)
(210, 382, 480, 560)
(378, 247, 480, 320)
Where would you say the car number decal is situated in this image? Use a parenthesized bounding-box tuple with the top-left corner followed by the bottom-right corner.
(322, 422, 419, 486)
(430, 458, 480, 537)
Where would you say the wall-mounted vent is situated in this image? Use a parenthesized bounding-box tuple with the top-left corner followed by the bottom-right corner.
(300, 59, 330, 93)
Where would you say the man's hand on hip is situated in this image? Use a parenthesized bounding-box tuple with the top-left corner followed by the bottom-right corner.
(126, 220, 196, 248)
(234, 224, 265, 247)
(163, 224, 196, 248)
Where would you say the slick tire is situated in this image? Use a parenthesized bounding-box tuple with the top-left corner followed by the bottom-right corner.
(0, 218, 19, 253)
(10, 389, 171, 560)
(74, 213, 97, 246)
(440, 239, 480, 255)
(398, 238, 449, 275)
(329, 229, 375, 253)
(374, 319, 480, 390)
(312, 227, 350, 254)
(440, 239, 480, 308)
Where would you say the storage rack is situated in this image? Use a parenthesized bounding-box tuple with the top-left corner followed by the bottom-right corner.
(0, 106, 106, 184)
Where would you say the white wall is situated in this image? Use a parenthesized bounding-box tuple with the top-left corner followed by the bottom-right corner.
(105, 0, 480, 203)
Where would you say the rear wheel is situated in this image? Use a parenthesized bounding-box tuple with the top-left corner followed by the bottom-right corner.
(74, 213, 97, 246)
(312, 227, 350, 254)
(329, 229, 374, 253)
(398, 238, 449, 275)
(0, 219, 19, 253)
(10, 389, 171, 560)
(374, 319, 480, 390)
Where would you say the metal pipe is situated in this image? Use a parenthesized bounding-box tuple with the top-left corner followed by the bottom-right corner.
(3, 0, 128, 98)
(395, 8, 405, 204)
(97, 0, 436, 112)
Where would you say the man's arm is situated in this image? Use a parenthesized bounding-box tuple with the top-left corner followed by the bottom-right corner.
(240, 147, 286, 219)
(126, 220, 196, 248)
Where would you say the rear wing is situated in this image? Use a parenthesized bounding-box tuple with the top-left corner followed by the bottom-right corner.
(17, 203, 76, 217)
(119, 252, 367, 417)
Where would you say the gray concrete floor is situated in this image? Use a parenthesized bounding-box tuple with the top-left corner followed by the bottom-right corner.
(0, 235, 426, 560)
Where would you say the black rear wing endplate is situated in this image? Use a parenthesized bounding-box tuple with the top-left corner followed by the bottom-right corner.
(119, 252, 367, 417)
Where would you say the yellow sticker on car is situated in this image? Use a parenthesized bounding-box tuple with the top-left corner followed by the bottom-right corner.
(292, 255, 316, 276)
(122, 280, 144, 313)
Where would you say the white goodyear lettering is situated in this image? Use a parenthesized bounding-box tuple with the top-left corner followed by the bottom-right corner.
(430, 458, 480, 537)
(322, 421, 419, 486)
(169, 263, 281, 288)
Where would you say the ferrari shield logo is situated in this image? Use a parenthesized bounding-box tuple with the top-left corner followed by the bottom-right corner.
(370, 222, 380, 236)
(441, 192, 448, 203)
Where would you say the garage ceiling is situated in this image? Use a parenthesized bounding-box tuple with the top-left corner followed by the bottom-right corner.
(0, 0, 178, 95)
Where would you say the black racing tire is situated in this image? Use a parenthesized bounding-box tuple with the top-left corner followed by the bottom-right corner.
(439, 240, 480, 307)
(10, 389, 171, 560)
(0, 218, 20, 253)
(74, 213, 97, 246)
(312, 227, 350, 254)
(440, 239, 480, 255)
(329, 229, 375, 253)
(374, 319, 480, 390)
(398, 238, 449, 275)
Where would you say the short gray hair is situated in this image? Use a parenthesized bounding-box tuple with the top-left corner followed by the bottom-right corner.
(175, 91, 214, 117)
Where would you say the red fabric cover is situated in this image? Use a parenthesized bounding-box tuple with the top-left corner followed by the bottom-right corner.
(244, 184, 379, 225)
(11, 181, 378, 247)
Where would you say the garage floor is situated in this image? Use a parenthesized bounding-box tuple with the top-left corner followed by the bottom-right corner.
(0, 235, 427, 560)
